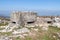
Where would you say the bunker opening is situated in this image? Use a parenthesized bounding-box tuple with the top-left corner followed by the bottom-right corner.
(27, 21, 35, 24)
(12, 22, 16, 24)
(47, 21, 52, 24)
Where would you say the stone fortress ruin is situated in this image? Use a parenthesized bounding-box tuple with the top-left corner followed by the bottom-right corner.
(10, 11, 60, 28)
(10, 11, 37, 27)
(0, 11, 60, 40)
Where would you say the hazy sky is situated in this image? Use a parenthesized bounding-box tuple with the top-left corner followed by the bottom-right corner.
(0, 0, 60, 11)
(0, 0, 60, 16)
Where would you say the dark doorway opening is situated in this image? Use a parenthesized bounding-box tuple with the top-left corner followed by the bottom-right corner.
(27, 21, 35, 24)
(12, 22, 16, 24)
(47, 21, 52, 24)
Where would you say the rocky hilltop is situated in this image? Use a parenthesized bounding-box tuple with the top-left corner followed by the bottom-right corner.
(0, 11, 60, 40)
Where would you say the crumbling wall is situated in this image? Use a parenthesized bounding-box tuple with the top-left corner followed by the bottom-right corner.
(10, 11, 21, 26)
(10, 11, 37, 27)
(22, 12, 37, 27)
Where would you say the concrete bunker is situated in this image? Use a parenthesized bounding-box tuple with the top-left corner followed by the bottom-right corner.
(27, 21, 35, 24)
(10, 11, 37, 27)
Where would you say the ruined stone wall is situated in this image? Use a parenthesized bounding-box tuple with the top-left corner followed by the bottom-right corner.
(10, 11, 21, 26)
(10, 11, 37, 27)
(23, 12, 37, 27)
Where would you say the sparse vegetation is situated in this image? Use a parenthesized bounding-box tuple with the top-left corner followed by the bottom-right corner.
(0, 32, 12, 36)
(23, 26, 60, 40)
(16, 37, 21, 40)
(0, 22, 8, 26)
(0, 26, 60, 40)
(42, 26, 60, 40)
(25, 36, 32, 40)
(0, 28, 4, 30)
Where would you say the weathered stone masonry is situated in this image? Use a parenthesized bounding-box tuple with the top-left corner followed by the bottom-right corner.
(10, 11, 37, 27)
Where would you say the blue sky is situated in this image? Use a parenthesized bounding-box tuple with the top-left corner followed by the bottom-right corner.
(0, 0, 60, 11)
(0, 0, 60, 16)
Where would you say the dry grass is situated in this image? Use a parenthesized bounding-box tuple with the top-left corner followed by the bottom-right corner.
(23, 26, 60, 40)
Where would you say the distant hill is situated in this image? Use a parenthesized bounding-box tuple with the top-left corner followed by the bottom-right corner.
(0, 10, 60, 17)
(0, 11, 10, 18)
(37, 10, 60, 16)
